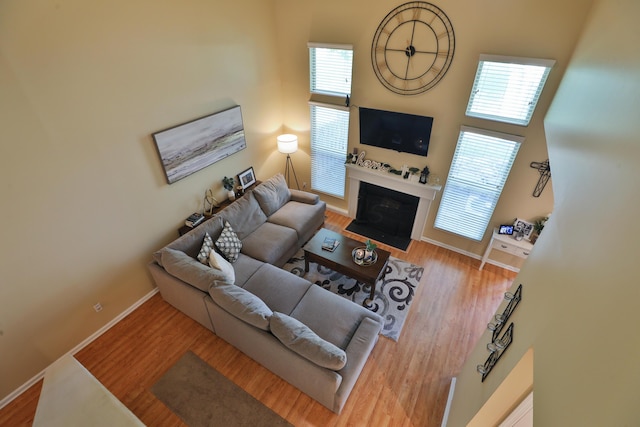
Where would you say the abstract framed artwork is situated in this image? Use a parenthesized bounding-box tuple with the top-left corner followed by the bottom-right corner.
(153, 106, 247, 184)
(238, 166, 256, 190)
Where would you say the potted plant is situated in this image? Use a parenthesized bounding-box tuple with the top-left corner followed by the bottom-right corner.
(222, 176, 236, 201)
(364, 239, 377, 261)
(531, 216, 549, 244)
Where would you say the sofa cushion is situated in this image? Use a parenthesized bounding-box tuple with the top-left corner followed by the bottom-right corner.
(267, 201, 327, 245)
(153, 216, 224, 265)
(270, 312, 347, 370)
(197, 232, 214, 264)
(209, 283, 272, 331)
(161, 248, 231, 293)
(232, 253, 266, 288)
(290, 285, 383, 349)
(253, 174, 291, 217)
(241, 263, 311, 315)
(240, 222, 298, 266)
(208, 250, 235, 284)
(215, 221, 242, 263)
(218, 192, 267, 239)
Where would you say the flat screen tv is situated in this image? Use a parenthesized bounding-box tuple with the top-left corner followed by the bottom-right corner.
(359, 107, 433, 157)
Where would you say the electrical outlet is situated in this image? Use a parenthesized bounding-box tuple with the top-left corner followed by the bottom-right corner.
(303, 182, 307, 189)
(93, 303, 103, 313)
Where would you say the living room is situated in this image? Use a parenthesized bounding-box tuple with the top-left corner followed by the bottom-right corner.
(2, 0, 640, 425)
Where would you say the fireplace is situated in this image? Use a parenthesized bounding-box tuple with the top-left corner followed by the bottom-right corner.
(345, 164, 441, 249)
(347, 182, 419, 250)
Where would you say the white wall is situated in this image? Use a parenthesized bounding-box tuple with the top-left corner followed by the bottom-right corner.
(447, 0, 640, 424)
(0, 0, 284, 400)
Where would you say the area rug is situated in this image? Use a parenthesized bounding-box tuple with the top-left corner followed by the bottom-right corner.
(151, 351, 292, 427)
(283, 249, 423, 341)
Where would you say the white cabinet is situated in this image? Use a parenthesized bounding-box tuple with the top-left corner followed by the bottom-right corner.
(479, 228, 533, 270)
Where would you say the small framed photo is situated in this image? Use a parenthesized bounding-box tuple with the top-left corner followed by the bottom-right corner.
(238, 166, 256, 190)
(498, 224, 514, 235)
(513, 218, 534, 240)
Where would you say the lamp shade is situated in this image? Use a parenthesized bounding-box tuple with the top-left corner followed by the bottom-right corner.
(277, 134, 298, 154)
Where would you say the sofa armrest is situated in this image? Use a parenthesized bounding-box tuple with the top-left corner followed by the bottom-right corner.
(290, 189, 320, 205)
(334, 317, 381, 409)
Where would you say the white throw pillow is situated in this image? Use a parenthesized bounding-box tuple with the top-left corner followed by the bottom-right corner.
(208, 250, 235, 284)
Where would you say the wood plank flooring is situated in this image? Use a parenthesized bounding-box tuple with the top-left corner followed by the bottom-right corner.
(0, 211, 517, 426)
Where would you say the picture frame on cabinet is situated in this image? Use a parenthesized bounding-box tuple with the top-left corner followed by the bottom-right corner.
(513, 218, 534, 240)
(238, 166, 256, 190)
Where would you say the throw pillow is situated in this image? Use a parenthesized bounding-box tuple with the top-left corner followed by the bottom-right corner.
(215, 221, 242, 263)
(160, 248, 230, 293)
(208, 250, 235, 284)
(209, 283, 272, 331)
(253, 174, 291, 217)
(269, 312, 347, 370)
(197, 232, 214, 264)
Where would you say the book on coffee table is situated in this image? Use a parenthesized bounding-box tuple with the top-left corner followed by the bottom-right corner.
(322, 237, 340, 252)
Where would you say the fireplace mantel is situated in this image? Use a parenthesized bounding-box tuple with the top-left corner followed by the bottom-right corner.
(345, 164, 442, 241)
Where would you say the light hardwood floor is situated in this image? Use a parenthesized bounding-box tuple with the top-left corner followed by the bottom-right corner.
(0, 211, 517, 426)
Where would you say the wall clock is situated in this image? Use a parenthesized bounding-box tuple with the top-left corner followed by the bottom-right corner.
(371, 1, 455, 95)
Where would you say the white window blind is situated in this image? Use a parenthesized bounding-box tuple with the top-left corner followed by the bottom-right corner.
(434, 126, 523, 241)
(309, 43, 353, 96)
(466, 55, 555, 126)
(308, 43, 352, 198)
(310, 103, 349, 198)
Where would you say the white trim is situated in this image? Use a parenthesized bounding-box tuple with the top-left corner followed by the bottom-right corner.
(308, 100, 350, 111)
(0, 288, 159, 410)
(441, 377, 457, 427)
(499, 391, 533, 427)
(479, 54, 556, 69)
(307, 42, 353, 51)
(422, 237, 521, 273)
(460, 125, 526, 144)
(326, 204, 349, 217)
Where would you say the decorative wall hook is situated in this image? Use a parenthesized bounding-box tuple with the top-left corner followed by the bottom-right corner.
(530, 159, 551, 197)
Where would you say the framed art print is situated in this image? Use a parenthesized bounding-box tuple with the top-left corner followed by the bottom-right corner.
(238, 166, 256, 190)
(513, 218, 534, 239)
(152, 106, 247, 184)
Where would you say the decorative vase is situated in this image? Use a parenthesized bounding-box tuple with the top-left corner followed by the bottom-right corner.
(530, 232, 539, 244)
(227, 190, 235, 201)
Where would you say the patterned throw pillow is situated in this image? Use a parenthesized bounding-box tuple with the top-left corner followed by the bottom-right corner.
(215, 221, 242, 263)
(197, 232, 214, 264)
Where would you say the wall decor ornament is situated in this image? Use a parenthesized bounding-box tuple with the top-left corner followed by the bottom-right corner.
(478, 284, 522, 381)
(530, 159, 551, 197)
(152, 106, 247, 184)
(371, 1, 455, 95)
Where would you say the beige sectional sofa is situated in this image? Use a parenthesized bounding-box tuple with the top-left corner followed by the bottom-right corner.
(148, 174, 383, 413)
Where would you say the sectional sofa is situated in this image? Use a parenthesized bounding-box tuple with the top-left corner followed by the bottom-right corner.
(148, 174, 383, 413)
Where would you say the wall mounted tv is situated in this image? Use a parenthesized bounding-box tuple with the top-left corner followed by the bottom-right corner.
(359, 107, 433, 157)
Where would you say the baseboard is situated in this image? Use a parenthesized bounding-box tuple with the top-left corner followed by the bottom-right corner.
(0, 288, 159, 410)
(325, 204, 349, 217)
(440, 377, 457, 427)
(422, 237, 521, 273)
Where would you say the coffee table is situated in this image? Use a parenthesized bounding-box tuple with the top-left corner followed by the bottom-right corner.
(303, 228, 391, 306)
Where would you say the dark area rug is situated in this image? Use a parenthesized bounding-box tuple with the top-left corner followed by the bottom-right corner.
(151, 351, 292, 427)
(283, 249, 423, 341)
(345, 220, 412, 251)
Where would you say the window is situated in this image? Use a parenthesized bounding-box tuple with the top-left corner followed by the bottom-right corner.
(466, 55, 555, 126)
(308, 43, 353, 198)
(434, 127, 523, 241)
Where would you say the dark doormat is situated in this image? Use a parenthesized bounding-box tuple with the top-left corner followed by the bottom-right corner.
(151, 351, 293, 427)
(345, 220, 411, 251)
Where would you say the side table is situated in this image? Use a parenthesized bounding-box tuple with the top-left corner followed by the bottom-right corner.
(479, 228, 533, 270)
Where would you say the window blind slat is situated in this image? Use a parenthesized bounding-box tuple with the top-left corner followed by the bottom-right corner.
(466, 56, 554, 126)
(308, 44, 352, 198)
(434, 127, 522, 241)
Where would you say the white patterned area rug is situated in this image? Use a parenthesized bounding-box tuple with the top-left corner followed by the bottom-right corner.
(283, 249, 423, 341)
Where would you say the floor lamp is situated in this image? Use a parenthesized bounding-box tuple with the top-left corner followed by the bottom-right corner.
(277, 134, 300, 190)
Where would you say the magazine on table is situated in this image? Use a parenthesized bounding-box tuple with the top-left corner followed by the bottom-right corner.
(322, 237, 340, 252)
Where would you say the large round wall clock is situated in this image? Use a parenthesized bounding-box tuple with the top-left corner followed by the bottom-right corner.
(371, 1, 455, 95)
